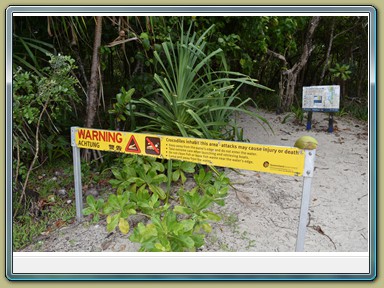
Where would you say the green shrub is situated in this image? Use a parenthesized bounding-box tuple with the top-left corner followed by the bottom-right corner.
(83, 156, 229, 252)
(13, 53, 81, 167)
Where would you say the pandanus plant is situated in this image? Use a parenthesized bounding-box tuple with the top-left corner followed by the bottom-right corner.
(133, 20, 273, 141)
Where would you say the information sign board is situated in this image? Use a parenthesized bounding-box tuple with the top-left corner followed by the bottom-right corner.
(302, 85, 340, 112)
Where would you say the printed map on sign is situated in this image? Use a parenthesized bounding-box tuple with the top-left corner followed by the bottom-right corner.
(302, 85, 340, 112)
(73, 127, 306, 177)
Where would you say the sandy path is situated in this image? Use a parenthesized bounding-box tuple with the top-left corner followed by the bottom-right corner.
(203, 108, 369, 252)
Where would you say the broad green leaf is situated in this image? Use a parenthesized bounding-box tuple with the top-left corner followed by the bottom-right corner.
(202, 223, 212, 233)
(181, 219, 195, 232)
(150, 215, 163, 230)
(153, 173, 167, 183)
(177, 235, 195, 249)
(128, 209, 136, 215)
(111, 169, 122, 180)
(96, 199, 105, 207)
(103, 205, 114, 215)
(172, 170, 180, 182)
(180, 172, 187, 184)
(173, 205, 193, 215)
(106, 214, 120, 232)
(138, 201, 150, 209)
(190, 234, 205, 249)
(154, 243, 167, 252)
(108, 178, 122, 187)
(164, 210, 178, 229)
(107, 194, 119, 208)
(128, 177, 146, 186)
(120, 206, 136, 218)
(82, 207, 94, 216)
(151, 161, 165, 172)
(141, 223, 158, 241)
(118, 218, 130, 234)
(86, 195, 96, 206)
(180, 161, 196, 173)
(93, 214, 100, 223)
(149, 184, 166, 200)
(214, 199, 225, 206)
(201, 211, 221, 222)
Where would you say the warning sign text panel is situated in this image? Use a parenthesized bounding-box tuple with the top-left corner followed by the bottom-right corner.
(73, 127, 305, 176)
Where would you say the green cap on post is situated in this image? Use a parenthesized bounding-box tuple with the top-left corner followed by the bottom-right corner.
(294, 136, 318, 150)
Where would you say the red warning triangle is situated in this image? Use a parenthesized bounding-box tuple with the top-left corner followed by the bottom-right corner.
(125, 135, 141, 153)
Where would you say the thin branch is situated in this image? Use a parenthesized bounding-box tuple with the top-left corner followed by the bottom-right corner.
(106, 37, 138, 47)
(266, 49, 288, 65)
(13, 98, 50, 219)
(13, 135, 20, 183)
(98, 64, 105, 111)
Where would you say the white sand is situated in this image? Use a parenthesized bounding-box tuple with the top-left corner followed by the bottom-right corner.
(202, 108, 369, 252)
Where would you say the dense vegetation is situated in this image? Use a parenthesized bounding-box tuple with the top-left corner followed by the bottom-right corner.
(12, 16, 369, 250)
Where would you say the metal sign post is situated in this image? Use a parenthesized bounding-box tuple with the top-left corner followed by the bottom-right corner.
(296, 149, 316, 252)
(71, 127, 83, 222)
(70, 127, 317, 251)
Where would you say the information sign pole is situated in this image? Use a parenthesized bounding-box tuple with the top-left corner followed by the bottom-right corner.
(295, 149, 316, 252)
(328, 113, 334, 133)
(306, 111, 313, 130)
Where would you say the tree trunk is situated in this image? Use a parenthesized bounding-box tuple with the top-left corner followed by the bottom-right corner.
(85, 16, 103, 128)
(269, 16, 321, 113)
(83, 16, 103, 161)
(319, 19, 335, 85)
(279, 70, 298, 112)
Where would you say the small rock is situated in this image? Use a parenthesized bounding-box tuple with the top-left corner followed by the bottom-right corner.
(101, 240, 113, 251)
(118, 244, 127, 252)
(47, 194, 55, 202)
(66, 199, 72, 204)
(85, 187, 99, 197)
(50, 176, 58, 181)
(90, 245, 102, 252)
(56, 189, 67, 197)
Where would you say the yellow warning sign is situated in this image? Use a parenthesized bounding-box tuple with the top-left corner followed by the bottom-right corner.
(73, 127, 305, 176)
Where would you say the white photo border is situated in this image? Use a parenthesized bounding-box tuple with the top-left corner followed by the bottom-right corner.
(6, 5, 377, 281)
